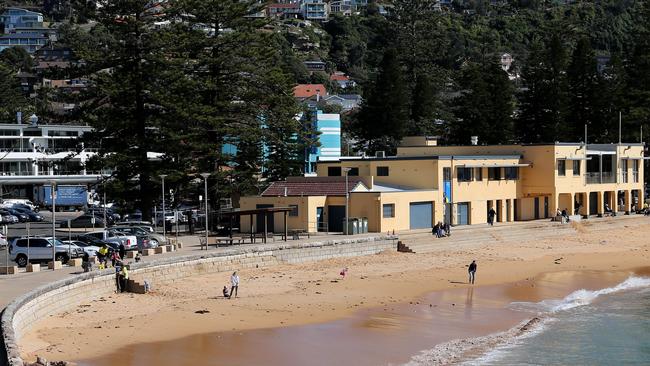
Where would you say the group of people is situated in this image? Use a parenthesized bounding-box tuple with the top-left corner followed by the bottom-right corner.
(432, 222, 451, 238)
(556, 208, 571, 223)
(92, 243, 127, 270)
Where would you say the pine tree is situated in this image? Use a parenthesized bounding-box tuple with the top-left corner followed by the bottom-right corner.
(409, 73, 440, 136)
(353, 48, 408, 154)
(451, 59, 515, 145)
(517, 35, 570, 143)
(626, 0, 650, 142)
(62, 0, 174, 218)
(567, 38, 602, 141)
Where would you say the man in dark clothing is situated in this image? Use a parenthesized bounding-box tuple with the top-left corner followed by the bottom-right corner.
(488, 208, 496, 226)
(119, 243, 126, 260)
(468, 260, 477, 284)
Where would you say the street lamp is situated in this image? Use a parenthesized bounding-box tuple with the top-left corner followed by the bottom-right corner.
(200, 173, 210, 250)
(342, 167, 351, 235)
(159, 174, 168, 242)
(50, 180, 56, 268)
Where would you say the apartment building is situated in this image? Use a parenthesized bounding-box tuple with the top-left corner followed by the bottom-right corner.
(0, 119, 107, 200)
(240, 136, 645, 233)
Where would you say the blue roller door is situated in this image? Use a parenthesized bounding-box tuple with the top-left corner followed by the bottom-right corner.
(409, 202, 433, 229)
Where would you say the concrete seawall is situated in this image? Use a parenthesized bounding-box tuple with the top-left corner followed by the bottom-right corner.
(1, 236, 397, 366)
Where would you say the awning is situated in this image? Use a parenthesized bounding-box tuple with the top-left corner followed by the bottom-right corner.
(586, 150, 616, 155)
(458, 163, 531, 168)
(558, 156, 592, 161)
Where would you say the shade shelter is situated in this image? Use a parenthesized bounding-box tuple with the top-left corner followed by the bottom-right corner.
(222, 207, 294, 243)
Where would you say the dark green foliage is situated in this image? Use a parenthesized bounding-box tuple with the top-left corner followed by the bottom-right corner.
(516, 35, 570, 143)
(451, 59, 515, 145)
(352, 49, 408, 154)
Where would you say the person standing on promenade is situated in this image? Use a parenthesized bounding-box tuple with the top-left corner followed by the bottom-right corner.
(229, 271, 239, 299)
(119, 243, 126, 261)
(488, 208, 496, 226)
(468, 260, 477, 284)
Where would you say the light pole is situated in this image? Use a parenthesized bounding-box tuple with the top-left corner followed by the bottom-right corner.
(342, 167, 351, 235)
(50, 180, 56, 268)
(159, 174, 168, 242)
(200, 173, 210, 250)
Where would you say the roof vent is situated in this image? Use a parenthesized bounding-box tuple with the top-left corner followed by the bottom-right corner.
(470, 136, 478, 145)
(375, 151, 385, 158)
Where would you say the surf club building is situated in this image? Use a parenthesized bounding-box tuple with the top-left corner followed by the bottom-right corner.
(239, 136, 646, 234)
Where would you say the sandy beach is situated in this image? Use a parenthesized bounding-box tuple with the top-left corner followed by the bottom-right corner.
(21, 217, 650, 364)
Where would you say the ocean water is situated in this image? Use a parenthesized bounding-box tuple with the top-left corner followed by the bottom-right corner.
(471, 276, 650, 365)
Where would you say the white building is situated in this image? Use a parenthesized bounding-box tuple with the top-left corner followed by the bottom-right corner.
(0, 118, 107, 199)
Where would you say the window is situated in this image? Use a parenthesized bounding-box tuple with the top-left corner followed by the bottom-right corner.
(557, 160, 566, 176)
(475, 168, 483, 181)
(443, 167, 451, 181)
(328, 166, 341, 176)
(377, 166, 389, 176)
(504, 167, 519, 180)
(488, 167, 502, 180)
(347, 167, 359, 176)
(573, 160, 581, 176)
(633, 159, 640, 183)
(457, 167, 473, 182)
(289, 204, 299, 217)
(382, 203, 395, 218)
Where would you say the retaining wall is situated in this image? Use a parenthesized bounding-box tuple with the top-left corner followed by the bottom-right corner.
(1, 236, 397, 366)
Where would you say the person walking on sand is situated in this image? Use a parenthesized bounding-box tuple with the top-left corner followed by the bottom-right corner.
(468, 260, 477, 284)
(229, 271, 239, 299)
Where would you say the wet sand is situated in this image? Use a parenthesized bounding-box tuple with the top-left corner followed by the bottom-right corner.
(76, 269, 646, 366)
(21, 218, 650, 364)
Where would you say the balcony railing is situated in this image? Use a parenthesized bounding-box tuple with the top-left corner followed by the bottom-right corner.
(622, 172, 628, 183)
(585, 172, 616, 184)
(633, 171, 639, 183)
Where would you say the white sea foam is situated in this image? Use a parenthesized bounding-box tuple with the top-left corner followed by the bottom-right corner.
(511, 276, 650, 313)
(403, 276, 650, 366)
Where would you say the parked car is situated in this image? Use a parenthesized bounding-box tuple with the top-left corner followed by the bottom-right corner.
(60, 215, 106, 228)
(0, 233, 7, 247)
(5, 208, 28, 222)
(9, 237, 75, 267)
(56, 241, 85, 259)
(75, 235, 119, 251)
(13, 208, 44, 222)
(114, 221, 154, 231)
(84, 230, 138, 250)
(2, 199, 37, 211)
(123, 211, 143, 222)
(86, 208, 120, 223)
(8, 203, 39, 213)
(62, 240, 100, 256)
(0, 210, 18, 224)
(112, 226, 165, 248)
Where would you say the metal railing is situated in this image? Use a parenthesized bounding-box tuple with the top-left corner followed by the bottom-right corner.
(621, 172, 628, 183)
(585, 172, 616, 184)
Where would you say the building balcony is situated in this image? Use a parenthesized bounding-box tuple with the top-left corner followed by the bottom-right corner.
(585, 172, 616, 184)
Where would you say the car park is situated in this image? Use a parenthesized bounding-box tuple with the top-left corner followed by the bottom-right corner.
(112, 226, 163, 248)
(60, 215, 106, 228)
(9, 237, 75, 267)
(84, 230, 138, 250)
(75, 235, 119, 251)
(5, 208, 28, 222)
(62, 240, 100, 256)
(13, 208, 44, 222)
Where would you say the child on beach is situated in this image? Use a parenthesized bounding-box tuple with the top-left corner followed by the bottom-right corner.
(222, 286, 230, 298)
(340, 267, 348, 279)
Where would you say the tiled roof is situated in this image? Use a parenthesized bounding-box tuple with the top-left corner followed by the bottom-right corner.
(329, 73, 349, 81)
(293, 84, 327, 98)
(262, 177, 365, 196)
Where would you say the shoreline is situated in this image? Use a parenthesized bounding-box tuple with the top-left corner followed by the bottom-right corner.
(21, 219, 650, 364)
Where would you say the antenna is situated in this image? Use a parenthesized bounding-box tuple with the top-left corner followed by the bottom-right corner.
(584, 124, 587, 145)
(641, 125, 643, 144)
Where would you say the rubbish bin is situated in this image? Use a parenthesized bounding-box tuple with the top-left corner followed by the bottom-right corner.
(361, 217, 368, 233)
(345, 218, 359, 235)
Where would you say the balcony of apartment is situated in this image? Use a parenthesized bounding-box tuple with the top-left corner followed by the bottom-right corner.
(584, 150, 616, 184)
